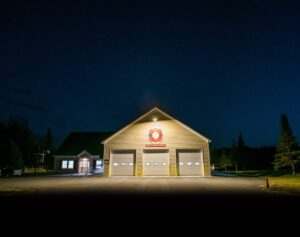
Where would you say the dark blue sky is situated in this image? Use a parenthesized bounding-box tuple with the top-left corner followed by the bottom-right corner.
(1, 0, 300, 148)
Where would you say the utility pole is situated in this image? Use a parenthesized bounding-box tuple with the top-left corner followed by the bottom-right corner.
(33, 150, 50, 174)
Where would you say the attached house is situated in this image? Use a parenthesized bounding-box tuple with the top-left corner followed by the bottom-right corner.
(54, 132, 113, 174)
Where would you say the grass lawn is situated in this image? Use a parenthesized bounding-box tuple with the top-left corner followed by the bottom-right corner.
(221, 169, 293, 177)
(267, 175, 300, 193)
(221, 170, 277, 177)
(219, 169, 300, 193)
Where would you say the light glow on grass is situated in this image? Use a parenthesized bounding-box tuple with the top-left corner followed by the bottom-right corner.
(268, 175, 300, 192)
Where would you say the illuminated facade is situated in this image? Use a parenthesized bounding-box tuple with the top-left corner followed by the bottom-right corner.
(103, 107, 211, 176)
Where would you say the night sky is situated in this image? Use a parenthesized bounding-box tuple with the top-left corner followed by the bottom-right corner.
(1, 0, 300, 148)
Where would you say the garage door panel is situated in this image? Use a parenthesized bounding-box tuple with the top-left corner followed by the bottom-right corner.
(143, 150, 169, 176)
(111, 150, 135, 176)
(178, 150, 203, 176)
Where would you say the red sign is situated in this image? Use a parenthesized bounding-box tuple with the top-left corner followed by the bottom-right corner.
(146, 127, 166, 147)
(148, 127, 163, 144)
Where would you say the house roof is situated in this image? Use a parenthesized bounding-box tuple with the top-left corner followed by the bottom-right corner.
(103, 107, 211, 144)
(55, 132, 114, 156)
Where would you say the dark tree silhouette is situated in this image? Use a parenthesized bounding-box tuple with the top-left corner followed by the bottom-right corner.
(9, 139, 24, 169)
(230, 140, 239, 172)
(5, 117, 36, 166)
(44, 128, 55, 170)
(276, 114, 298, 153)
(0, 117, 36, 171)
(219, 150, 233, 171)
(230, 133, 248, 172)
(274, 114, 299, 175)
(237, 132, 245, 148)
(237, 132, 249, 171)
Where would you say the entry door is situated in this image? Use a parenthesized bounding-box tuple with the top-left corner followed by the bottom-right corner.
(79, 158, 90, 173)
(143, 150, 169, 176)
(177, 149, 203, 176)
(110, 150, 135, 176)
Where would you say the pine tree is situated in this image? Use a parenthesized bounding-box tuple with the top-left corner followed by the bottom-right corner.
(237, 132, 245, 148)
(276, 114, 298, 153)
(219, 150, 232, 172)
(237, 132, 248, 171)
(274, 114, 299, 175)
(9, 139, 24, 169)
(44, 128, 54, 171)
(45, 129, 53, 151)
(230, 140, 239, 172)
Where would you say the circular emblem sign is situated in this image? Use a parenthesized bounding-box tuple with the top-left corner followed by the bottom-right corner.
(148, 128, 163, 144)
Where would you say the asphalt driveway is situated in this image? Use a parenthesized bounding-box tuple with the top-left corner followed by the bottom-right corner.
(0, 175, 283, 197)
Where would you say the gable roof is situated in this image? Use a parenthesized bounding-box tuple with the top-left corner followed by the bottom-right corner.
(102, 107, 211, 144)
(56, 132, 114, 156)
(77, 150, 93, 157)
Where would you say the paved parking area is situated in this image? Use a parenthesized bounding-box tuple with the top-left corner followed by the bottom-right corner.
(0, 175, 279, 197)
(2, 176, 298, 224)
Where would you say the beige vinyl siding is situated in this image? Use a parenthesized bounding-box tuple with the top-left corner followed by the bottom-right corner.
(104, 119, 211, 176)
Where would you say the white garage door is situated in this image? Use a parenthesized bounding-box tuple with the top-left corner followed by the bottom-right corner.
(143, 150, 169, 176)
(110, 150, 135, 176)
(177, 149, 204, 176)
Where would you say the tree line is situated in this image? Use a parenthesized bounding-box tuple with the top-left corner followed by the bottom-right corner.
(212, 135, 275, 171)
(0, 117, 54, 176)
(212, 114, 300, 175)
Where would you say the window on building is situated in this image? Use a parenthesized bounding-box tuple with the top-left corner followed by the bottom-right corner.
(187, 162, 192, 166)
(145, 162, 151, 166)
(62, 160, 68, 169)
(162, 162, 167, 166)
(68, 160, 74, 169)
(113, 163, 118, 166)
(121, 162, 126, 166)
(153, 162, 159, 166)
(195, 162, 200, 166)
(62, 160, 74, 169)
(96, 160, 102, 169)
(129, 162, 134, 166)
(179, 162, 184, 166)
